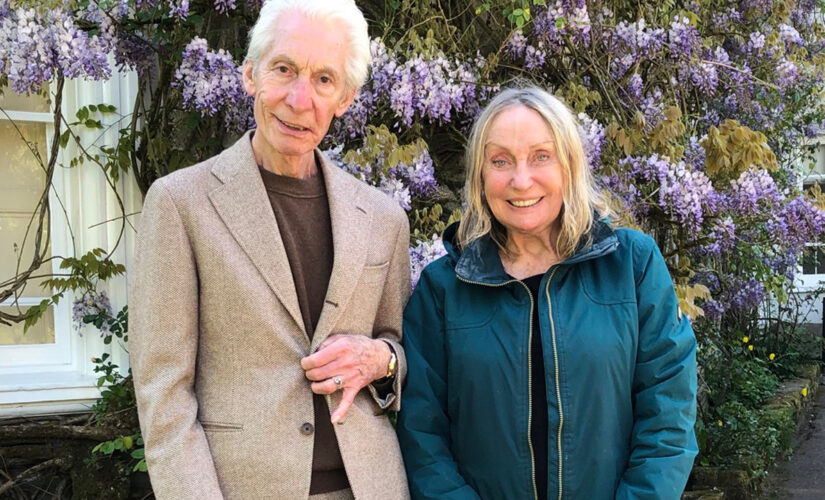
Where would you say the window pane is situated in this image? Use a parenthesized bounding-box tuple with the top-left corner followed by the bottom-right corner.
(0, 117, 55, 344)
(0, 86, 50, 113)
(814, 144, 825, 177)
(0, 306, 55, 345)
(802, 246, 818, 274)
(0, 120, 52, 294)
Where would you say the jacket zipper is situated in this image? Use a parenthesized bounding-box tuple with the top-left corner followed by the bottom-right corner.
(455, 275, 539, 500)
(545, 268, 563, 500)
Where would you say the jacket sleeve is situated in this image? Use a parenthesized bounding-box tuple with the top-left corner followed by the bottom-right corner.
(129, 181, 224, 499)
(615, 237, 698, 500)
(396, 267, 482, 500)
(367, 210, 411, 411)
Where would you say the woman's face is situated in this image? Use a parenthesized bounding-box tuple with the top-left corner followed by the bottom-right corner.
(482, 105, 565, 243)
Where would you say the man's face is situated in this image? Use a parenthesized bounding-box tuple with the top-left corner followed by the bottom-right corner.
(242, 10, 356, 161)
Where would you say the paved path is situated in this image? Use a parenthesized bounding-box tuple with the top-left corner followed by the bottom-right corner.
(762, 378, 825, 499)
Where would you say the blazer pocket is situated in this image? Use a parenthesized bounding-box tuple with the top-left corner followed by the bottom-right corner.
(200, 420, 244, 432)
(360, 261, 390, 283)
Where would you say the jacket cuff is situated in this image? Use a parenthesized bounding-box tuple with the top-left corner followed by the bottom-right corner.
(368, 338, 405, 412)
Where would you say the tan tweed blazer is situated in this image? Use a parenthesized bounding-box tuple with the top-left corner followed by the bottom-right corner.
(129, 131, 411, 500)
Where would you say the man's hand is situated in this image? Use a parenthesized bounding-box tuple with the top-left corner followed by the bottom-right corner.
(301, 334, 392, 424)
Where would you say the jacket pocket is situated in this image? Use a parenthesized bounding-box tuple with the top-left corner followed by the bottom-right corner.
(445, 304, 499, 330)
(200, 421, 244, 432)
(360, 261, 390, 283)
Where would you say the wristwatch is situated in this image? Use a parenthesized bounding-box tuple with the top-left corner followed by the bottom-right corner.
(376, 341, 397, 382)
(384, 349, 397, 379)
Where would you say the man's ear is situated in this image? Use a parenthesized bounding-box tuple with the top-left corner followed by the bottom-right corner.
(242, 61, 256, 97)
(334, 87, 358, 118)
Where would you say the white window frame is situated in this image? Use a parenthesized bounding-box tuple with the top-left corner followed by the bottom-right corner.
(797, 135, 825, 291)
(0, 70, 141, 417)
(0, 107, 74, 369)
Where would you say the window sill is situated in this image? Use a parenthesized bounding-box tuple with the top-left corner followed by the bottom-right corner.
(0, 371, 101, 417)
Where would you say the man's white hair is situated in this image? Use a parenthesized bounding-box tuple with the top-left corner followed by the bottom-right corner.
(245, 0, 371, 91)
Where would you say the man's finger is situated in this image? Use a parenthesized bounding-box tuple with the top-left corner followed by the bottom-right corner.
(317, 334, 346, 351)
(331, 387, 357, 424)
(304, 360, 346, 381)
(310, 377, 339, 395)
(300, 341, 344, 370)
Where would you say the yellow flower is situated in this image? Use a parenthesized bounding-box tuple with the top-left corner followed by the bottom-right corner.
(717, 420, 723, 426)
(802, 387, 808, 397)
(742, 336, 749, 343)
(769, 353, 776, 360)
(748, 345, 754, 351)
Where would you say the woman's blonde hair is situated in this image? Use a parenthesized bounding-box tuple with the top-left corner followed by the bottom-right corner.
(456, 86, 610, 259)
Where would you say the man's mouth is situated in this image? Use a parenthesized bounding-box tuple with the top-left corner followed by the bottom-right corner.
(508, 198, 542, 208)
(277, 117, 308, 132)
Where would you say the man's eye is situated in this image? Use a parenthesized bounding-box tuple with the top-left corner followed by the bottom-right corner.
(319, 75, 332, 84)
(275, 65, 290, 74)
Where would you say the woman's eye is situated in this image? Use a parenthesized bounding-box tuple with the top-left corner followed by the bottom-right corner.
(535, 153, 550, 162)
(491, 159, 508, 167)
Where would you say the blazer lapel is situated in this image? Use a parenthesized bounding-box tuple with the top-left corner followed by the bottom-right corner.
(311, 152, 372, 349)
(207, 132, 306, 336)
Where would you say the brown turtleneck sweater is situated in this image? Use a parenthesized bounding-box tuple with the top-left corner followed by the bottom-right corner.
(258, 164, 349, 494)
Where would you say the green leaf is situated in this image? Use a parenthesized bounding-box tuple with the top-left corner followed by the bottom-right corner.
(59, 129, 71, 148)
(130, 447, 144, 459)
(187, 111, 202, 129)
(101, 441, 115, 454)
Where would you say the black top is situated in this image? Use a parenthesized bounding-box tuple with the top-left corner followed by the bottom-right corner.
(522, 273, 548, 500)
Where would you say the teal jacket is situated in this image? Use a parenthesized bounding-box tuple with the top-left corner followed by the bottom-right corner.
(397, 220, 698, 500)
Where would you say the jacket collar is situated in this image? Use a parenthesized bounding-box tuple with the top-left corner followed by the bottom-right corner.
(447, 216, 620, 285)
(207, 130, 372, 347)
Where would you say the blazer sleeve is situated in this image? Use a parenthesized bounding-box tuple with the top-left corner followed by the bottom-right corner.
(396, 266, 482, 500)
(367, 210, 411, 411)
(129, 181, 224, 499)
(615, 237, 699, 500)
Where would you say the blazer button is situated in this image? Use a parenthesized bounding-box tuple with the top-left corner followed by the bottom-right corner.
(300, 422, 314, 435)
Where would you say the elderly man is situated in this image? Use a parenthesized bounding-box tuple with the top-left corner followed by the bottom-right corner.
(129, 1, 411, 499)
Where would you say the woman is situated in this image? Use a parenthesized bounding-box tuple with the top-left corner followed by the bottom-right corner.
(396, 87, 697, 500)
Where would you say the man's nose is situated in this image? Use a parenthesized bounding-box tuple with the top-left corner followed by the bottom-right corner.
(286, 78, 312, 112)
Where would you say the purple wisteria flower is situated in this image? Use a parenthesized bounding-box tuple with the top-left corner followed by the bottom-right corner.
(343, 39, 484, 131)
(409, 235, 447, 289)
(72, 290, 113, 335)
(779, 23, 804, 48)
(619, 154, 717, 233)
(0, 5, 111, 94)
(532, 1, 592, 52)
(684, 135, 706, 170)
(214, 0, 238, 14)
(667, 16, 700, 60)
(326, 139, 437, 212)
(393, 152, 438, 197)
(172, 37, 252, 124)
(577, 112, 605, 170)
(625, 73, 643, 102)
(604, 19, 665, 78)
(168, 0, 190, 19)
(640, 87, 665, 128)
(698, 217, 736, 256)
(727, 167, 783, 214)
(776, 59, 799, 87)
